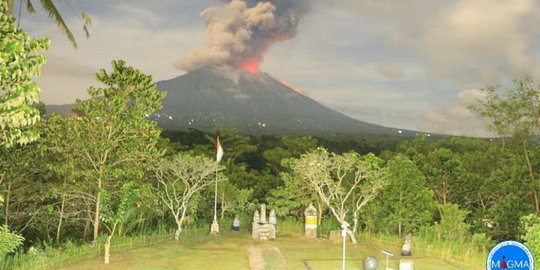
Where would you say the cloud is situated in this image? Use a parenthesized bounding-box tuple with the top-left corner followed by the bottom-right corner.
(378, 61, 404, 78)
(341, 0, 540, 84)
(421, 89, 491, 136)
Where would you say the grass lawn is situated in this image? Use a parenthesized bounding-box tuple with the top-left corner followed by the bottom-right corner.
(60, 229, 484, 270)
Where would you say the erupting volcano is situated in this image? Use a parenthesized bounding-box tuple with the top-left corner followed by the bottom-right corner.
(153, 64, 407, 136)
(159, 1, 410, 135)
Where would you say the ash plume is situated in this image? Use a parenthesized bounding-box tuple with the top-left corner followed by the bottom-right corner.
(175, 0, 310, 72)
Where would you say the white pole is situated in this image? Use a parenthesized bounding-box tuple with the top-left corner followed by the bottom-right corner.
(341, 222, 348, 270)
(214, 167, 218, 222)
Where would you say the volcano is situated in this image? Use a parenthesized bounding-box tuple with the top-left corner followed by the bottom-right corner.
(153, 65, 409, 136)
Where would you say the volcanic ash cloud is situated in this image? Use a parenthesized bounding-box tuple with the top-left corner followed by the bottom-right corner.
(175, 0, 309, 73)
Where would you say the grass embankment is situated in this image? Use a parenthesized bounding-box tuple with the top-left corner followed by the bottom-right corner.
(56, 220, 485, 270)
(0, 225, 207, 270)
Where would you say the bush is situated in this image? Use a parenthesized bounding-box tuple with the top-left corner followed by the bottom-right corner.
(418, 204, 470, 242)
(0, 225, 24, 257)
(520, 214, 540, 261)
(471, 233, 494, 252)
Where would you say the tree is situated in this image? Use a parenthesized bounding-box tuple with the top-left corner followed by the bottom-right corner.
(287, 148, 388, 243)
(0, 1, 49, 147)
(419, 204, 471, 243)
(68, 60, 165, 243)
(154, 153, 224, 240)
(100, 182, 139, 264)
(471, 76, 540, 213)
(218, 182, 254, 219)
(263, 136, 317, 174)
(366, 154, 436, 236)
(421, 148, 463, 205)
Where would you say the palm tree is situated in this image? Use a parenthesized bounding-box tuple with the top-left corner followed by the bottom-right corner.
(6, 0, 91, 48)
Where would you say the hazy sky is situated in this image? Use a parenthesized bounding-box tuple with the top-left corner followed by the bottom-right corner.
(16, 0, 540, 137)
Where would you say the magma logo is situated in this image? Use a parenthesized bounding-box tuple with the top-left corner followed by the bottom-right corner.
(487, 241, 534, 270)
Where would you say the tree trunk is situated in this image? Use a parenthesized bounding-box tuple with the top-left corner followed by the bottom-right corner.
(317, 203, 323, 226)
(104, 234, 112, 264)
(84, 202, 92, 240)
(174, 222, 181, 241)
(103, 223, 117, 264)
(522, 140, 539, 213)
(4, 180, 11, 226)
(347, 229, 357, 244)
(442, 177, 447, 205)
(220, 190, 225, 220)
(352, 211, 359, 235)
(93, 178, 102, 244)
(56, 192, 66, 242)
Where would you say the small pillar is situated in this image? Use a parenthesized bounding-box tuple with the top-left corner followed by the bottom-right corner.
(252, 210, 260, 239)
(260, 203, 267, 224)
(269, 209, 277, 239)
(304, 204, 317, 239)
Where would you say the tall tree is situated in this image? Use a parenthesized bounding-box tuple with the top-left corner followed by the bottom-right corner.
(0, 1, 48, 147)
(365, 154, 436, 236)
(68, 60, 165, 243)
(471, 76, 540, 213)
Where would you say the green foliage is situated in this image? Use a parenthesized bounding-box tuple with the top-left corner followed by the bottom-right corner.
(521, 214, 540, 261)
(0, 225, 24, 257)
(470, 233, 494, 252)
(0, 1, 49, 147)
(419, 204, 470, 243)
(365, 154, 436, 235)
(286, 148, 388, 236)
(100, 182, 140, 230)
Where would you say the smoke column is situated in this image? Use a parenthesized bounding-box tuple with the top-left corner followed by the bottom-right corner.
(175, 0, 310, 73)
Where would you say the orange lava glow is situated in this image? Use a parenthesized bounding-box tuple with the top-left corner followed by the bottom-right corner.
(275, 77, 306, 96)
(236, 59, 261, 73)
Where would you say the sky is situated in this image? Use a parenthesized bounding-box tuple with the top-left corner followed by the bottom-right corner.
(15, 0, 540, 137)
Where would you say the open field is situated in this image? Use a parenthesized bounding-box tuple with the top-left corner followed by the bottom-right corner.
(60, 229, 484, 270)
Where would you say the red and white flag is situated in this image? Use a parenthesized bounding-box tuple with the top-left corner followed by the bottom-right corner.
(216, 137, 224, 162)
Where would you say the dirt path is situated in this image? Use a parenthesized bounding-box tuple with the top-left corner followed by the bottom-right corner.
(246, 244, 289, 270)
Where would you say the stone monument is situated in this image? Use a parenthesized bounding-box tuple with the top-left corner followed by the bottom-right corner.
(252, 210, 260, 239)
(304, 204, 317, 239)
(252, 204, 276, 240)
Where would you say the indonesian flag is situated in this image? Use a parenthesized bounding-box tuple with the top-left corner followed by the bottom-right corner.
(216, 137, 224, 162)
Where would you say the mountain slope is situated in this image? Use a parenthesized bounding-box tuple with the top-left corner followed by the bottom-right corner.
(154, 65, 411, 136)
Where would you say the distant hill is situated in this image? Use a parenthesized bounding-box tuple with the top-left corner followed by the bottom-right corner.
(45, 104, 76, 117)
(45, 64, 417, 137)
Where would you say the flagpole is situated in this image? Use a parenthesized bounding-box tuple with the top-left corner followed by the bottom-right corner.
(214, 166, 218, 222)
(211, 137, 222, 235)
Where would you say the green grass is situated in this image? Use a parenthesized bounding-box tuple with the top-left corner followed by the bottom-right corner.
(3, 220, 486, 270)
(58, 228, 483, 270)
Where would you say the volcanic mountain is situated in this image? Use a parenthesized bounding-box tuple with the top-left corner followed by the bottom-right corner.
(153, 65, 410, 136)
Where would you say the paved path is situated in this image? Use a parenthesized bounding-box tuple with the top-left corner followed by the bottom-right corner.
(246, 244, 288, 270)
